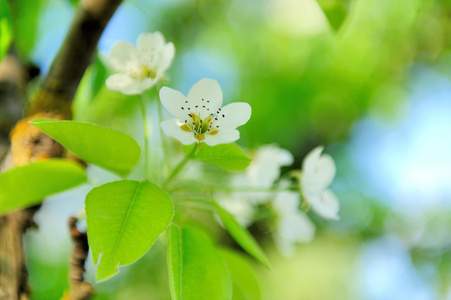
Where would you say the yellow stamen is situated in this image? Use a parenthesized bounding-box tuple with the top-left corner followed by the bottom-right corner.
(208, 129, 219, 135)
(180, 124, 191, 132)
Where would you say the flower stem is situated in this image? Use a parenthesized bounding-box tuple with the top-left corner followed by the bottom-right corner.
(169, 181, 299, 193)
(156, 85, 170, 172)
(163, 144, 197, 188)
(139, 94, 150, 181)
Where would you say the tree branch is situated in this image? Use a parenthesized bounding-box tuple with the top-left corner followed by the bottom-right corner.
(29, 0, 122, 116)
(65, 217, 92, 300)
(0, 0, 123, 298)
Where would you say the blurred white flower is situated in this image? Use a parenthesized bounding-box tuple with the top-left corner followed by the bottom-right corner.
(272, 190, 315, 257)
(247, 145, 294, 189)
(217, 145, 293, 226)
(160, 78, 251, 146)
(244, 145, 294, 204)
(301, 146, 340, 220)
(105, 32, 175, 95)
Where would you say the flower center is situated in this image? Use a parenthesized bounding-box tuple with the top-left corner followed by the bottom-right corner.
(129, 65, 157, 81)
(180, 112, 219, 142)
(178, 98, 228, 143)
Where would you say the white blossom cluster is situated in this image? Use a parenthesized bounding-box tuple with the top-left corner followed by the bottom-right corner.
(218, 145, 340, 257)
(104, 32, 340, 257)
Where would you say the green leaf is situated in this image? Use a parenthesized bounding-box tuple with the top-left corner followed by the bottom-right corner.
(0, 159, 87, 215)
(194, 143, 251, 171)
(167, 225, 232, 300)
(8, 0, 44, 57)
(86, 180, 173, 281)
(30, 119, 140, 176)
(0, 0, 12, 61)
(219, 249, 262, 300)
(68, 0, 80, 7)
(214, 202, 271, 269)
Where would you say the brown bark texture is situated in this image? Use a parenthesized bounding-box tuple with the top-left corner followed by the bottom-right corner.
(0, 0, 123, 299)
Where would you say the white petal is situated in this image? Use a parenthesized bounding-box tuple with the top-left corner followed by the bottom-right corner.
(203, 129, 239, 146)
(301, 147, 336, 197)
(302, 145, 324, 173)
(281, 213, 316, 243)
(247, 145, 294, 188)
(275, 212, 315, 257)
(307, 189, 340, 220)
(277, 148, 294, 166)
(160, 86, 189, 120)
(137, 32, 165, 66)
(214, 102, 251, 130)
(108, 41, 140, 73)
(272, 191, 300, 216)
(106, 73, 142, 95)
(158, 42, 175, 73)
(187, 78, 223, 113)
(137, 77, 156, 92)
(160, 119, 196, 145)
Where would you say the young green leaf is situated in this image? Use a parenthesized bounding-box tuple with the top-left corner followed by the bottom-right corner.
(193, 143, 251, 171)
(0, 159, 87, 215)
(219, 249, 262, 300)
(214, 202, 271, 269)
(86, 180, 173, 281)
(167, 225, 232, 300)
(30, 119, 140, 176)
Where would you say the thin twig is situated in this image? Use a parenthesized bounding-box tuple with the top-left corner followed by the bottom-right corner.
(65, 217, 93, 300)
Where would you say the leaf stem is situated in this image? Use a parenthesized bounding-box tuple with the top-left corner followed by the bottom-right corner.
(139, 94, 150, 181)
(163, 144, 197, 188)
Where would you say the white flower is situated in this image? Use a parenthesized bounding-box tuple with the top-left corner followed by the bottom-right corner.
(105, 32, 175, 95)
(272, 190, 315, 257)
(159, 78, 251, 146)
(216, 145, 293, 224)
(245, 145, 293, 203)
(301, 146, 340, 220)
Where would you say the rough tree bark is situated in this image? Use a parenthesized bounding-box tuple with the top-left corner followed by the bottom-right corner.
(0, 0, 123, 299)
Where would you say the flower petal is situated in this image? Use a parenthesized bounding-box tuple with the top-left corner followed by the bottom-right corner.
(272, 191, 300, 216)
(279, 213, 315, 243)
(214, 102, 251, 130)
(203, 129, 239, 146)
(307, 189, 340, 220)
(247, 145, 294, 188)
(158, 42, 175, 73)
(275, 212, 315, 257)
(302, 153, 336, 197)
(302, 145, 324, 173)
(108, 41, 140, 73)
(138, 77, 156, 92)
(106, 73, 142, 95)
(160, 119, 196, 145)
(160, 86, 189, 120)
(187, 78, 223, 113)
(136, 32, 165, 66)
